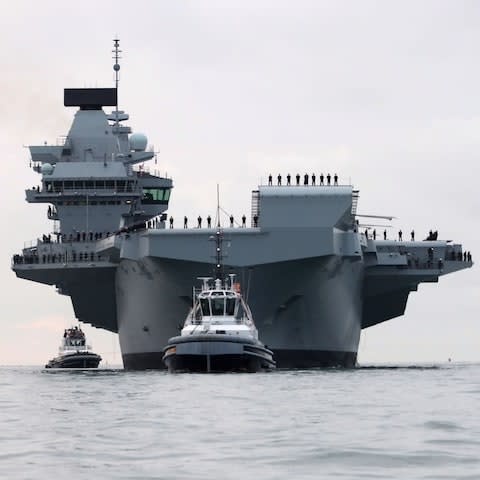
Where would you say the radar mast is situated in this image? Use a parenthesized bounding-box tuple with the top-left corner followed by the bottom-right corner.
(112, 38, 121, 124)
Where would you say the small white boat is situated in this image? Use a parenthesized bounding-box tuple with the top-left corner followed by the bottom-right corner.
(163, 275, 275, 373)
(45, 327, 102, 369)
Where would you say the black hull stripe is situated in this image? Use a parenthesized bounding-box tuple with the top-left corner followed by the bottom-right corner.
(122, 349, 357, 370)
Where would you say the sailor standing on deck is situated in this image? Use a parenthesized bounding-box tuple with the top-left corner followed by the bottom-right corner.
(184, 216, 188, 229)
(268, 174, 273, 186)
(277, 174, 282, 185)
(207, 215, 212, 228)
(286, 173, 291, 185)
(169, 216, 173, 228)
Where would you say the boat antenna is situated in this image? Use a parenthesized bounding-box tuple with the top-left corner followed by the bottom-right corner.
(112, 38, 121, 124)
(214, 227, 223, 280)
(216, 183, 220, 228)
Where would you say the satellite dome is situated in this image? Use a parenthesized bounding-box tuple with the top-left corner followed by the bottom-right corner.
(41, 163, 54, 175)
(129, 133, 148, 152)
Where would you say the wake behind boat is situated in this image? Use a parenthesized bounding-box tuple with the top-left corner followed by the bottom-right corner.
(45, 327, 102, 369)
(163, 274, 275, 373)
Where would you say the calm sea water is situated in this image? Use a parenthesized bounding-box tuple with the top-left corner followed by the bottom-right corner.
(1, 363, 479, 480)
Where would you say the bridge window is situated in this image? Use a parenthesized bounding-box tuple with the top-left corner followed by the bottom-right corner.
(141, 188, 171, 204)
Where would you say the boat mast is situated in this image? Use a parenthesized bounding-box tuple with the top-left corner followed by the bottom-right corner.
(214, 228, 223, 281)
(112, 38, 121, 125)
(214, 183, 223, 281)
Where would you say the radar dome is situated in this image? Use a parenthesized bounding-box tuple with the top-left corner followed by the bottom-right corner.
(129, 133, 148, 152)
(41, 163, 54, 175)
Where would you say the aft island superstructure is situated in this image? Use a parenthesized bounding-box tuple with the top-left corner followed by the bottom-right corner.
(12, 42, 473, 369)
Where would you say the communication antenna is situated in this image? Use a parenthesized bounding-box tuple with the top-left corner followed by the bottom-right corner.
(112, 38, 121, 122)
(214, 227, 223, 280)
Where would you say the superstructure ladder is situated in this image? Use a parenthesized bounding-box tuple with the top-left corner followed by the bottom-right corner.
(251, 190, 259, 226)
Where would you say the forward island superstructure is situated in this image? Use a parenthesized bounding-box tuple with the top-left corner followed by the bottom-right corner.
(12, 42, 473, 369)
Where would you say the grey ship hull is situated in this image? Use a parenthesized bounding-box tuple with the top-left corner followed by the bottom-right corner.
(116, 256, 363, 369)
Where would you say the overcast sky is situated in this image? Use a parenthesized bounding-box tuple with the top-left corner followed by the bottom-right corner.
(0, 0, 478, 365)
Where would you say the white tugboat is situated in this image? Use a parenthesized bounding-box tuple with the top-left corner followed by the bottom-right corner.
(45, 327, 102, 369)
(163, 230, 275, 373)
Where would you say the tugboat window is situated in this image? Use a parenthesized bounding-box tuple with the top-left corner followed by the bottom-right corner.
(194, 304, 202, 321)
(200, 298, 210, 316)
(211, 298, 225, 316)
(226, 298, 236, 315)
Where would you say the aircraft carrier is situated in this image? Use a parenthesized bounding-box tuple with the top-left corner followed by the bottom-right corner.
(12, 42, 473, 369)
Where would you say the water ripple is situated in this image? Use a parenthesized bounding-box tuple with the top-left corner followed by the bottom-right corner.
(0, 364, 479, 479)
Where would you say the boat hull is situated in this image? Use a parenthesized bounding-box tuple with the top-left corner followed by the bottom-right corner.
(117, 256, 363, 370)
(45, 352, 102, 369)
(163, 334, 275, 373)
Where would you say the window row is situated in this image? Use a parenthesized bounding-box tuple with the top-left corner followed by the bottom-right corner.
(56, 200, 126, 206)
(44, 180, 136, 193)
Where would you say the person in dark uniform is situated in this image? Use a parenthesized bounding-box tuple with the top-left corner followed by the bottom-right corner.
(277, 174, 282, 185)
(311, 173, 316, 185)
(268, 174, 272, 186)
(398, 230, 402, 241)
(242, 214, 246, 227)
(286, 173, 291, 185)
(383, 229, 387, 240)
(334, 173, 338, 185)
(184, 216, 188, 228)
(320, 173, 324, 185)
(253, 214, 259, 227)
(463, 251, 467, 261)
(411, 230, 415, 241)
(373, 229, 376, 240)
(197, 216, 202, 228)
(230, 215, 234, 227)
(364, 229, 368, 239)
(304, 173, 309, 185)
(169, 216, 174, 228)
(207, 215, 212, 228)
(296, 173, 300, 185)
(326, 173, 331, 185)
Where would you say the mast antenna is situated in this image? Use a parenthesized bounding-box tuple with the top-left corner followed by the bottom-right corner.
(214, 228, 223, 281)
(216, 184, 220, 228)
(112, 38, 121, 122)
